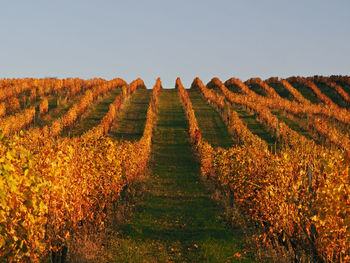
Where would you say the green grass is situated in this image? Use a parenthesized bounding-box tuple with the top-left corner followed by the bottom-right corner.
(268, 82, 296, 101)
(339, 83, 350, 97)
(223, 84, 244, 94)
(246, 83, 268, 97)
(288, 81, 323, 104)
(270, 109, 316, 142)
(269, 110, 343, 146)
(108, 89, 254, 262)
(230, 103, 279, 151)
(332, 81, 350, 102)
(109, 89, 152, 141)
(63, 88, 121, 137)
(314, 81, 349, 108)
(205, 84, 278, 150)
(188, 89, 233, 149)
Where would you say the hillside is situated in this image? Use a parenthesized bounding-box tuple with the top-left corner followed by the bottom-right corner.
(0, 76, 349, 262)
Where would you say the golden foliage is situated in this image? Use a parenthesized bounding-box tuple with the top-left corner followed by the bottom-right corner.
(0, 78, 160, 262)
(179, 76, 350, 262)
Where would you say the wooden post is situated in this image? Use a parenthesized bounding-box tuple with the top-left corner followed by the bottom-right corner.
(224, 103, 229, 120)
(307, 164, 313, 192)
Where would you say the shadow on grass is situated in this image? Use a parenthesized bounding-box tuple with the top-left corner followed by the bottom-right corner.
(63, 88, 121, 137)
(188, 89, 233, 149)
(110, 89, 254, 263)
(110, 89, 152, 142)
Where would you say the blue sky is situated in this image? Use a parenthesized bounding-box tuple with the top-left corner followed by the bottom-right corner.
(0, 0, 349, 88)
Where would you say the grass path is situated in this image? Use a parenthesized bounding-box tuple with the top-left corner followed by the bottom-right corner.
(63, 88, 121, 137)
(339, 83, 350, 97)
(246, 83, 268, 97)
(109, 89, 152, 141)
(188, 89, 233, 149)
(314, 81, 349, 108)
(270, 109, 318, 142)
(288, 81, 323, 104)
(230, 103, 278, 151)
(109, 89, 253, 262)
(268, 82, 295, 101)
(207, 86, 278, 151)
(271, 110, 350, 145)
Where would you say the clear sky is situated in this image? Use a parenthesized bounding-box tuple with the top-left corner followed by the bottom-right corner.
(0, 0, 349, 88)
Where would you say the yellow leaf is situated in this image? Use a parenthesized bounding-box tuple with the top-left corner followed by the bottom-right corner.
(0, 235, 5, 248)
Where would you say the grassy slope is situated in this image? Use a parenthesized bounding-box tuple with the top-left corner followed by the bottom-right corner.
(270, 109, 316, 142)
(225, 84, 244, 94)
(288, 81, 323, 104)
(339, 83, 350, 96)
(268, 82, 295, 101)
(188, 89, 233, 149)
(272, 109, 350, 146)
(63, 88, 121, 137)
(246, 83, 268, 97)
(109, 89, 253, 263)
(207, 87, 278, 151)
(314, 81, 349, 108)
(109, 89, 152, 141)
(232, 104, 279, 151)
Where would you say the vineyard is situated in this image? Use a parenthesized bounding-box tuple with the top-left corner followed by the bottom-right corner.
(0, 76, 349, 262)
